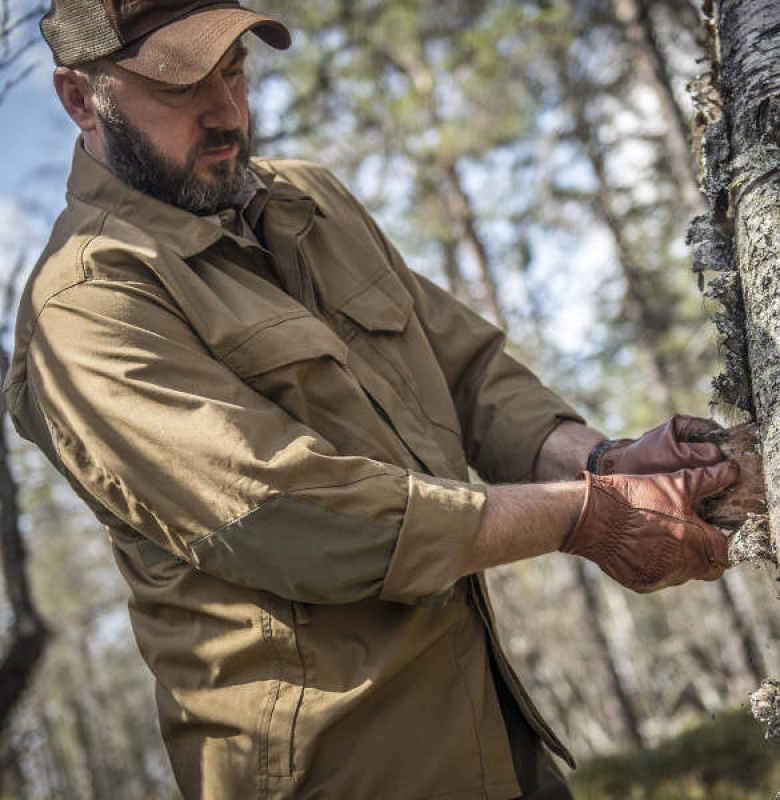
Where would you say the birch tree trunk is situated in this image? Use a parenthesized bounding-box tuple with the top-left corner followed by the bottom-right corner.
(693, 0, 780, 736)
(699, 0, 780, 555)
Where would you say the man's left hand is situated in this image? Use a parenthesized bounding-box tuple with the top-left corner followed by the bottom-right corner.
(561, 462, 738, 593)
(592, 414, 725, 476)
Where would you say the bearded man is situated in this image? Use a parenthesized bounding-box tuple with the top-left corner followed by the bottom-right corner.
(6, 2, 737, 799)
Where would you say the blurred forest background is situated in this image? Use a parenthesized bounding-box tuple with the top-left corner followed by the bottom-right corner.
(2, 0, 780, 798)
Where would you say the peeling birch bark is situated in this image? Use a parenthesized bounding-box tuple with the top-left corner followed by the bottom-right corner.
(694, 424, 772, 564)
(750, 680, 780, 739)
(707, 0, 780, 556)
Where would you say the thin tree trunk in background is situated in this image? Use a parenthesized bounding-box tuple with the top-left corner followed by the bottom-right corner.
(717, 574, 767, 683)
(117, 700, 155, 799)
(71, 694, 101, 800)
(0, 387, 48, 728)
(486, 564, 617, 751)
(39, 704, 77, 800)
(0, 260, 49, 734)
(441, 162, 509, 331)
(681, 642, 731, 707)
(612, 0, 707, 215)
(440, 236, 468, 303)
(573, 560, 645, 749)
(587, 143, 676, 417)
(73, 637, 119, 800)
(376, 43, 509, 331)
(743, 568, 780, 672)
(563, 68, 677, 416)
(0, 740, 25, 798)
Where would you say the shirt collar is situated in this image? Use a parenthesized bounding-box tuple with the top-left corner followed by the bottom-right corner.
(202, 170, 265, 242)
(66, 139, 322, 259)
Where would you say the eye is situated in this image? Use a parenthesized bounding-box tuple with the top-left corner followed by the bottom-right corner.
(156, 83, 197, 105)
(224, 65, 246, 82)
(162, 84, 195, 97)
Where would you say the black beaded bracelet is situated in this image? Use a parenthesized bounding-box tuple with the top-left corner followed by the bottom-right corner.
(587, 439, 618, 474)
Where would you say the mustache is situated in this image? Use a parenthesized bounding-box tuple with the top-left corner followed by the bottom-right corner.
(195, 128, 247, 155)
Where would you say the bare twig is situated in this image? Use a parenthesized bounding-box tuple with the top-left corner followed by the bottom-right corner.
(0, 61, 34, 106)
(0, 6, 46, 44)
(0, 0, 9, 58)
(0, 38, 37, 70)
(0, 3, 46, 105)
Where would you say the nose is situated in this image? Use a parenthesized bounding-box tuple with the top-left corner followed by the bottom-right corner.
(200, 72, 243, 130)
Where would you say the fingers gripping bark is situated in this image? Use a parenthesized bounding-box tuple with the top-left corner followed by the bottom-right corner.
(560, 462, 739, 593)
(595, 414, 725, 476)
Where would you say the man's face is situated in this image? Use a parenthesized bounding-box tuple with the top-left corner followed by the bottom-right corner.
(94, 41, 253, 215)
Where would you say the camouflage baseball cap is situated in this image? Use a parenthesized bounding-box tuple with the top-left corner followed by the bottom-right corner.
(41, 1, 290, 85)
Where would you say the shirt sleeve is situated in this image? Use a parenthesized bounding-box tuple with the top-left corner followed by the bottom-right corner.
(19, 279, 485, 605)
(347, 196, 586, 484)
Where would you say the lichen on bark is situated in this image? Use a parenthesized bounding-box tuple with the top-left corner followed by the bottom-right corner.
(696, 1, 780, 559)
(694, 424, 773, 564)
(750, 680, 780, 739)
(687, 26, 753, 416)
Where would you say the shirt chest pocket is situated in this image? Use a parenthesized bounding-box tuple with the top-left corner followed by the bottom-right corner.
(332, 270, 468, 481)
(219, 309, 349, 424)
(215, 306, 418, 467)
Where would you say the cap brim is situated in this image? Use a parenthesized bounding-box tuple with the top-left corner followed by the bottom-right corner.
(112, 8, 290, 85)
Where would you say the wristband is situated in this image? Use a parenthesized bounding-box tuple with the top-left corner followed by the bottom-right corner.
(587, 439, 618, 474)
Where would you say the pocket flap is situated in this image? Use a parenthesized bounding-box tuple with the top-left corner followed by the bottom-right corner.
(338, 269, 413, 333)
(223, 312, 348, 378)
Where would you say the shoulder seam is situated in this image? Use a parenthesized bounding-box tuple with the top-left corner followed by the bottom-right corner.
(76, 208, 109, 281)
(13, 280, 88, 419)
(16, 276, 179, 419)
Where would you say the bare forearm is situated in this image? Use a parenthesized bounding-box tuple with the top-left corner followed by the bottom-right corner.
(462, 481, 586, 575)
(462, 414, 738, 588)
(533, 421, 606, 482)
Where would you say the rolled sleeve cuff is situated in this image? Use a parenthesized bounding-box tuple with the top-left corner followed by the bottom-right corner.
(492, 404, 586, 484)
(379, 473, 486, 605)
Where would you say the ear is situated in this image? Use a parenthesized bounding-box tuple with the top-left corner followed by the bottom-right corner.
(53, 67, 100, 133)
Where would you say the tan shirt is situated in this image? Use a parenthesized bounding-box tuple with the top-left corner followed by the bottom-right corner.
(6, 142, 583, 800)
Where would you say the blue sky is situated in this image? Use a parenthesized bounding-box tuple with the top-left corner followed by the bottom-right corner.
(1, 40, 75, 271)
(1, 52, 73, 190)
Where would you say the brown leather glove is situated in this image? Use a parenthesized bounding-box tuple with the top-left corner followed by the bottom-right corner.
(560, 462, 738, 593)
(591, 414, 724, 476)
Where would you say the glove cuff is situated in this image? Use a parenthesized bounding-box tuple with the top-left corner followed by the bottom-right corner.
(560, 470, 594, 553)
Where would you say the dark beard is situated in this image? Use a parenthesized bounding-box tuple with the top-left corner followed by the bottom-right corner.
(98, 97, 254, 216)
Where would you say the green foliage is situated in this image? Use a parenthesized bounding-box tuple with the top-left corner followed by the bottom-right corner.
(572, 709, 780, 799)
